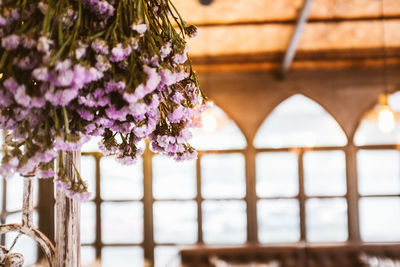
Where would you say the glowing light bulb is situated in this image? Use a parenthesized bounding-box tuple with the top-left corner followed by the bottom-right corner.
(378, 106, 395, 133)
(201, 111, 218, 133)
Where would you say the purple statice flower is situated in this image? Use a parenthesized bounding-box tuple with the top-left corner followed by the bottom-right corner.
(32, 67, 49, 81)
(160, 42, 172, 59)
(78, 88, 110, 108)
(54, 135, 90, 151)
(76, 109, 94, 121)
(143, 55, 159, 67)
(10, 8, 20, 21)
(131, 22, 147, 35)
(36, 36, 53, 54)
(31, 97, 46, 108)
(91, 39, 109, 54)
(98, 140, 118, 156)
(129, 37, 139, 50)
(82, 0, 114, 19)
(171, 91, 184, 104)
(173, 47, 189, 64)
(45, 87, 78, 106)
(110, 43, 131, 62)
(69, 190, 91, 202)
(55, 179, 70, 191)
(0, 156, 19, 179)
(17, 149, 56, 176)
(37, 2, 48, 14)
(159, 68, 188, 86)
(0, 8, 19, 27)
(14, 53, 39, 70)
(21, 36, 36, 49)
(18, 158, 38, 175)
(3, 77, 19, 92)
(167, 106, 188, 123)
(36, 169, 55, 179)
(36, 150, 57, 163)
(14, 84, 31, 107)
(123, 66, 160, 104)
(1, 34, 20, 51)
(55, 68, 74, 87)
(75, 41, 88, 59)
(0, 90, 12, 107)
(61, 8, 77, 28)
(104, 79, 125, 93)
(97, 1, 114, 19)
(174, 150, 198, 161)
(115, 147, 144, 165)
(95, 54, 111, 72)
(105, 106, 130, 121)
(0, 16, 7, 27)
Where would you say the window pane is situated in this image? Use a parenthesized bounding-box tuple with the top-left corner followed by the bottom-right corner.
(82, 156, 96, 200)
(203, 200, 247, 244)
(258, 199, 300, 243)
(7, 176, 38, 211)
(256, 152, 298, 197)
(81, 201, 96, 244)
(81, 246, 97, 267)
(5, 212, 39, 266)
(306, 198, 348, 242)
(254, 94, 347, 148)
(357, 150, 400, 195)
(191, 106, 247, 150)
(304, 151, 346, 196)
(354, 92, 400, 146)
(354, 119, 400, 145)
(6, 211, 38, 227)
(201, 154, 246, 199)
(81, 136, 102, 152)
(360, 197, 400, 241)
(153, 156, 196, 200)
(102, 202, 143, 244)
(154, 201, 197, 244)
(100, 157, 143, 200)
(5, 233, 38, 266)
(155, 246, 180, 267)
(102, 247, 144, 267)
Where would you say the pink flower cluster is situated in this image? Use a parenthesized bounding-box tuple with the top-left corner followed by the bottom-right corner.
(0, 0, 205, 201)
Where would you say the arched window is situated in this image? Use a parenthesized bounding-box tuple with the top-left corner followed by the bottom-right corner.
(79, 105, 248, 267)
(152, 105, 247, 266)
(254, 94, 348, 243)
(355, 91, 400, 242)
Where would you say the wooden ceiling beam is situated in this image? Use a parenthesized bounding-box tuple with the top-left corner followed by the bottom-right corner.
(281, 0, 314, 77)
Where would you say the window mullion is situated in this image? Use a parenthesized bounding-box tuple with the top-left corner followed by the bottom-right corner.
(94, 155, 102, 258)
(245, 147, 258, 243)
(346, 144, 361, 242)
(298, 149, 306, 241)
(142, 148, 155, 265)
(196, 154, 203, 244)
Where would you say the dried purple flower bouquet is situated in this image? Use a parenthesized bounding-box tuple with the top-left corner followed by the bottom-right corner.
(0, 0, 207, 201)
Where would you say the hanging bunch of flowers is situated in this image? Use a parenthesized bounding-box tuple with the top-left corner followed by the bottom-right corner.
(0, 0, 207, 201)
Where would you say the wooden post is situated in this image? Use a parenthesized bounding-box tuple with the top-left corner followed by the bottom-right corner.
(55, 151, 81, 267)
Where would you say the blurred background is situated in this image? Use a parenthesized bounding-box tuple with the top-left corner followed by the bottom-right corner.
(2, 0, 400, 266)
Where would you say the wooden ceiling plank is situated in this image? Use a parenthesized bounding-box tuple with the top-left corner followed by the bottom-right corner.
(187, 19, 400, 57)
(173, 0, 400, 25)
